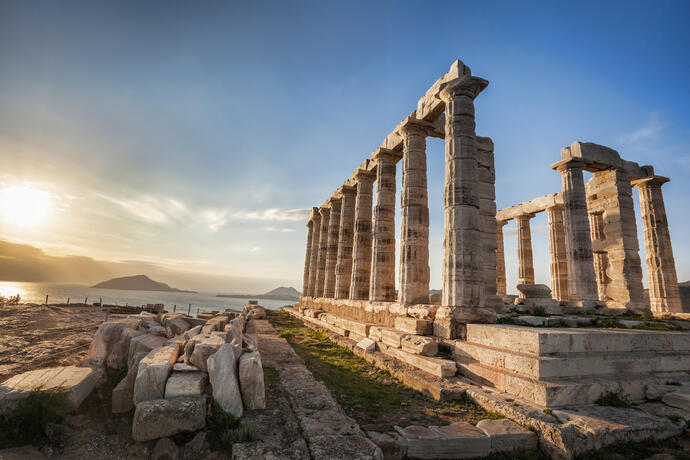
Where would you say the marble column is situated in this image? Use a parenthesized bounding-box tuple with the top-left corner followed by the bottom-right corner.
(496, 220, 507, 298)
(633, 176, 683, 313)
(398, 120, 430, 305)
(438, 75, 488, 307)
(334, 186, 357, 299)
(553, 159, 598, 304)
(370, 148, 402, 301)
(546, 205, 568, 302)
(516, 213, 535, 286)
(307, 209, 321, 297)
(350, 168, 375, 300)
(302, 211, 316, 297)
(314, 206, 330, 298)
(323, 197, 342, 299)
(588, 211, 610, 301)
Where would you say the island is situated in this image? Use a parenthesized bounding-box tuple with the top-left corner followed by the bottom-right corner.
(217, 286, 301, 302)
(92, 274, 197, 293)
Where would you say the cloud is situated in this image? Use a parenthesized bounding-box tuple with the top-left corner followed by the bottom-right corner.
(233, 208, 309, 222)
(263, 226, 295, 233)
(620, 112, 664, 143)
(250, 246, 261, 252)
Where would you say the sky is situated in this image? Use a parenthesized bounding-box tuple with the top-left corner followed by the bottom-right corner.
(0, 0, 688, 293)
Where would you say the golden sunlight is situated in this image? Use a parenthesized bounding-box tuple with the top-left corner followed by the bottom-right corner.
(0, 185, 52, 227)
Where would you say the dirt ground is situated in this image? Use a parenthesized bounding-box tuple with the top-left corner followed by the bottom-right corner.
(0, 303, 110, 381)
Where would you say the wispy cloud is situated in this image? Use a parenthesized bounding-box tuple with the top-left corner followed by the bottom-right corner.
(233, 208, 309, 221)
(250, 246, 261, 252)
(263, 226, 295, 233)
(620, 112, 664, 143)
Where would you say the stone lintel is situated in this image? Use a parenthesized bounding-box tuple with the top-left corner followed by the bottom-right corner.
(559, 141, 653, 179)
(496, 193, 562, 222)
(632, 175, 670, 189)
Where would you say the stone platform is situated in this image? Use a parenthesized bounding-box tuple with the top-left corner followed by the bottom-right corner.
(453, 324, 690, 407)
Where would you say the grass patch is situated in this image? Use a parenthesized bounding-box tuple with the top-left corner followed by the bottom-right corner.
(0, 386, 73, 448)
(267, 310, 499, 427)
(496, 316, 516, 325)
(530, 306, 547, 317)
(575, 437, 690, 460)
(595, 390, 631, 408)
(206, 398, 241, 452)
(632, 322, 670, 331)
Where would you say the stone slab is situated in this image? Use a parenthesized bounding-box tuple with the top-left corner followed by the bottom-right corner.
(381, 328, 403, 348)
(0, 366, 98, 414)
(476, 418, 537, 453)
(394, 317, 432, 335)
(401, 335, 438, 356)
(662, 391, 690, 411)
(385, 347, 456, 378)
(164, 371, 206, 399)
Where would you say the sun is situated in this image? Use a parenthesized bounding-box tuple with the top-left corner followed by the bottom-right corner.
(0, 185, 52, 227)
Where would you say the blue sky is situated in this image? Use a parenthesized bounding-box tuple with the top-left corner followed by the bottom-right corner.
(0, 0, 688, 292)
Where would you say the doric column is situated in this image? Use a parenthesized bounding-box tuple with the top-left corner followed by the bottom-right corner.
(397, 119, 431, 305)
(546, 205, 568, 302)
(334, 185, 357, 299)
(307, 209, 322, 297)
(516, 213, 535, 286)
(350, 167, 375, 300)
(323, 197, 342, 298)
(314, 206, 330, 297)
(633, 176, 683, 313)
(496, 220, 507, 298)
(552, 159, 598, 304)
(588, 211, 610, 301)
(370, 148, 402, 301)
(302, 209, 317, 297)
(438, 75, 488, 307)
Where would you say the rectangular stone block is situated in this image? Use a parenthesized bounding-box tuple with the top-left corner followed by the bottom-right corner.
(165, 372, 206, 399)
(394, 317, 432, 335)
(381, 328, 404, 348)
(369, 326, 384, 341)
(401, 335, 438, 356)
(476, 419, 537, 453)
(385, 347, 457, 378)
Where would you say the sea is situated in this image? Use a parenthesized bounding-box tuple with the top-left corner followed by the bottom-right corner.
(0, 281, 292, 316)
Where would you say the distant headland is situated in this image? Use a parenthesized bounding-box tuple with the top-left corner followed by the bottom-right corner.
(91, 274, 197, 293)
(217, 286, 301, 301)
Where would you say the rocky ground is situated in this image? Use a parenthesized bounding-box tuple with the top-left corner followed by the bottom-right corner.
(0, 303, 110, 382)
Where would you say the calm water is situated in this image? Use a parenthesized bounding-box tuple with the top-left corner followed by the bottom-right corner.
(0, 281, 292, 316)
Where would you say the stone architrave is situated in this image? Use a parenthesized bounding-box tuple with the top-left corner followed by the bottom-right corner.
(398, 119, 431, 305)
(349, 168, 375, 300)
(323, 197, 342, 299)
(370, 148, 402, 301)
(334, 186, 357, 299)
(515, 214, 535, 287)
(546, 205, 568, 302)
(302, 211, 316, 298)
(314, 206, 330, 297)
(438, 74, 488, 307)
(553, 158, 598, 304)
(496, 220, 508, 298)
(633, 176, 683, 313)
(307, 209, 321, 297)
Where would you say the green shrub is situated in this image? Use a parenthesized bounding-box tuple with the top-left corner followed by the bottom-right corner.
(0, 387, 72, 448)
(277, 330, 294, 339)
(531, 306, 547, 316)
(595, 390, 631, 408)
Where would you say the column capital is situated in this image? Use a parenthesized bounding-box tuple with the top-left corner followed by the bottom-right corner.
(334, 184, 357, 199)
(307, 207, 320, 225)
(551, 158, 587, 172)
(632, 175, 670, 190)
(371, 147, 403, 163)
(438, 76, 489, 102)
(515, 213, 536, 222)
(497, 219, 509, 227)
(396, 116, 435, 138)
(353, 167, 376, 183)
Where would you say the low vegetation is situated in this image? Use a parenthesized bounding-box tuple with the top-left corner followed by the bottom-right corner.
(594, 390, 631, 408)
(267, 310, 501, 429)
(0, 386, 72, 448)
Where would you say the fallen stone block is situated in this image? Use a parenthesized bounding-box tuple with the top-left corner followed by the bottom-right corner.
(207, 344, 243, 418)
(394, 317, 432, 335)
(184, 325, 203, 341)
(646, 384, 678, 401)
(107, 327, 145, 370)
(0, 366, 99, 414)
(165, 371, 207, 399)
(382, 328, 404, 348)
(394, 425, 441, 459)
(401, 335, 438, 356)
(132, 397, 206, 442)
(151, 437, 179, 460)
(239, 351, 266, 410)
(366, 431, 407, 460)
(112, 352, 147, 413)
(662, 391, 690, 411)
(128, 334, 168, 363)
(476, 418, 537, 453)
(430, 422, 490, 458)
(167, 317, 191, 336)
(134, 345, 178, 405)
(185, 333, 224, 372)
(517, 283, 552, 298)
(173, 363, 200, 372)
(89, 318, 141, 367)
(357, 338, 377, 353)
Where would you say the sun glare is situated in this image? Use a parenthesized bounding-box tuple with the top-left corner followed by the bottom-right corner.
(0, 185, 52, 227)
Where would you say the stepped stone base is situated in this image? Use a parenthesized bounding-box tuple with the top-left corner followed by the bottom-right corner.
(454, 324, 690, 407)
